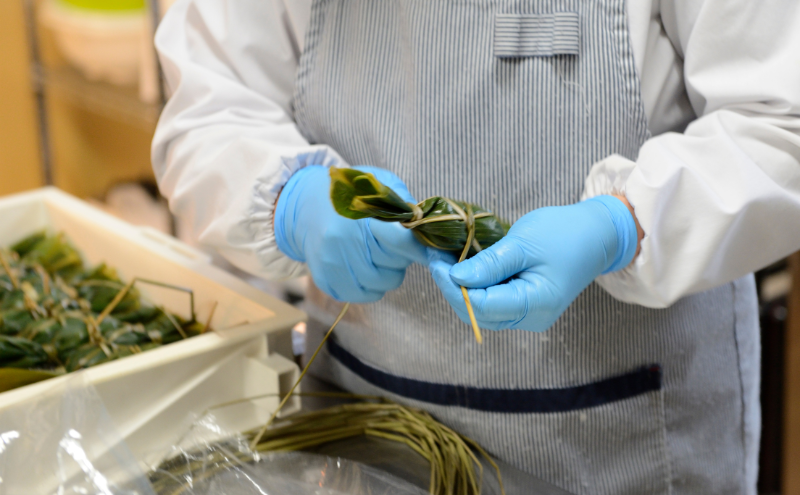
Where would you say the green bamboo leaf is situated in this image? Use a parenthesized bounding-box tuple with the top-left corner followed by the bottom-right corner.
(329, 167, 414, 220)
(53, 316, 90, 361)
(0, 368, 60, 393)
(116, 305, 161, 323)
(64, 343, 111, 372)
(0, 335, 49, 368)
(144, 311, 183, 345)
(329, 167, 508, 255)
(10, 231, 47, 257)
(1, 289, 26, 311)
(78, 266, 141, 314)
(20, 233, 83, 280)
(0, 310, 35, 336)
(1, 232, 206, 386)
(19, 318, 60, 344)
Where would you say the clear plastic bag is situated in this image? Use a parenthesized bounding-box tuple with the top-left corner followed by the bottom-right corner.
(149, 445, 429, 495)
(0, 373, 155, 495)
(148, 398, 573, 495)
(0, 376, 571, 495)
(147, 401, 428, 495)
(307, 435, 573, 495)
(0, 378, 426, 495)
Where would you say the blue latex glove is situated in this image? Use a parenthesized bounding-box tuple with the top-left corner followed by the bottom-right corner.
(429, 196, 638, 332)
(274, 165, 428, 303)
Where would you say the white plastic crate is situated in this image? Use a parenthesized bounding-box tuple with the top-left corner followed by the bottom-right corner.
(0, 188, 306, 468)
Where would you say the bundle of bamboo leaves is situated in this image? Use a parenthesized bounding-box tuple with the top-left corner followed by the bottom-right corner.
(330, 167, 508, 256)
(0, 232, 205, 392)
(330, 167, 510, 343)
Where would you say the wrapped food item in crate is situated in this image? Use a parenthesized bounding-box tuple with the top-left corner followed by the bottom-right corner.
(0, 187, 305, 468)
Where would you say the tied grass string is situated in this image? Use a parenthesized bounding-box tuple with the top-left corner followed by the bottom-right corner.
(400, 199, 483, 344)
(456, 203, 483, 344)
(249, 302, 350, 451)
(0, 251, 20, 289)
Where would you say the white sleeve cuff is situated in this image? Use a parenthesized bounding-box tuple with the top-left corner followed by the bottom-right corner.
(581, 154, 672, 308)
(227, 146, 346, 281)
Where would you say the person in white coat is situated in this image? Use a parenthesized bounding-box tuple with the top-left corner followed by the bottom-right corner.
(152, 1, 800, 493)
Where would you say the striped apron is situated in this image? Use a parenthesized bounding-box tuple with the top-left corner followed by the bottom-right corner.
(291, 1, 761, 493)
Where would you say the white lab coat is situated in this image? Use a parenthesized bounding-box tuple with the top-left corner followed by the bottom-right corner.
(152, 0, 800, 308)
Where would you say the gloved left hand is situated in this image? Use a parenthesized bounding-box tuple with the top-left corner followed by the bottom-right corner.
(429, 196, 639, 332)
(275, 165, 428, 303)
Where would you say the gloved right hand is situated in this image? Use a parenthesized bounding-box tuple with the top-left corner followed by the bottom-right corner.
(274, 165, 428, 303)
(428, 196, 639, 332)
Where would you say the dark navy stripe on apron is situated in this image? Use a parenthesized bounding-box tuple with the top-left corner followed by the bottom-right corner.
(328, 337, 661, 413)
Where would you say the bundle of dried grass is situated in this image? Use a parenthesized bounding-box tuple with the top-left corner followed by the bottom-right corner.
(153, 394, 504, 495)
(253, 399, 503, 495)
(241, 304, 505, 495)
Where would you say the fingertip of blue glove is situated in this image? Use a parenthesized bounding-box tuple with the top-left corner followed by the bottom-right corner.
(585, 195, 638, 274)
(427, 249, 482, 289)
(426, 247, 457, 266)
(429, 258, 452, 282)
(449, 261, 474, 286)
(429, 258, 466, 302)
(368, 220, 429, 266)
(450, 253, 498, 288)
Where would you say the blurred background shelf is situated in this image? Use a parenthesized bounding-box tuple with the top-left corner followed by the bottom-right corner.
(35, 65, 161, 131)
(12, 0, 166, 200)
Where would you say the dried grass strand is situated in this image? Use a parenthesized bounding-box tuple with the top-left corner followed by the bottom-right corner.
(455, 203, 482, 344)
(249, 302, 350, 450)
(0, 251, 19, 289)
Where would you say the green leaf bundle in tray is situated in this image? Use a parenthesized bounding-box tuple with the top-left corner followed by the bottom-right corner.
(329, 167, 510, 343)
(0, 232, 206, 393)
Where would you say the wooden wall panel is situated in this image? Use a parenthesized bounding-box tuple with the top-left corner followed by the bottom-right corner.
(784, 252, 800, 493)
(0, 1, 156, 201)
(0, 0, 44, 194)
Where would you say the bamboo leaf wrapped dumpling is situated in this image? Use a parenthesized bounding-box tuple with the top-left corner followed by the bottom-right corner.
(0, 335, 49, 369)
(16, 232, 83, 281)
(329, 167, 509, 256)
(330, 166, 510, 344)
(78, 264, 141, 314)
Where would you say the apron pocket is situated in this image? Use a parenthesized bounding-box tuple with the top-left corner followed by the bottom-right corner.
(493, 387, 673, 495)
(494, 12, 581, 58)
